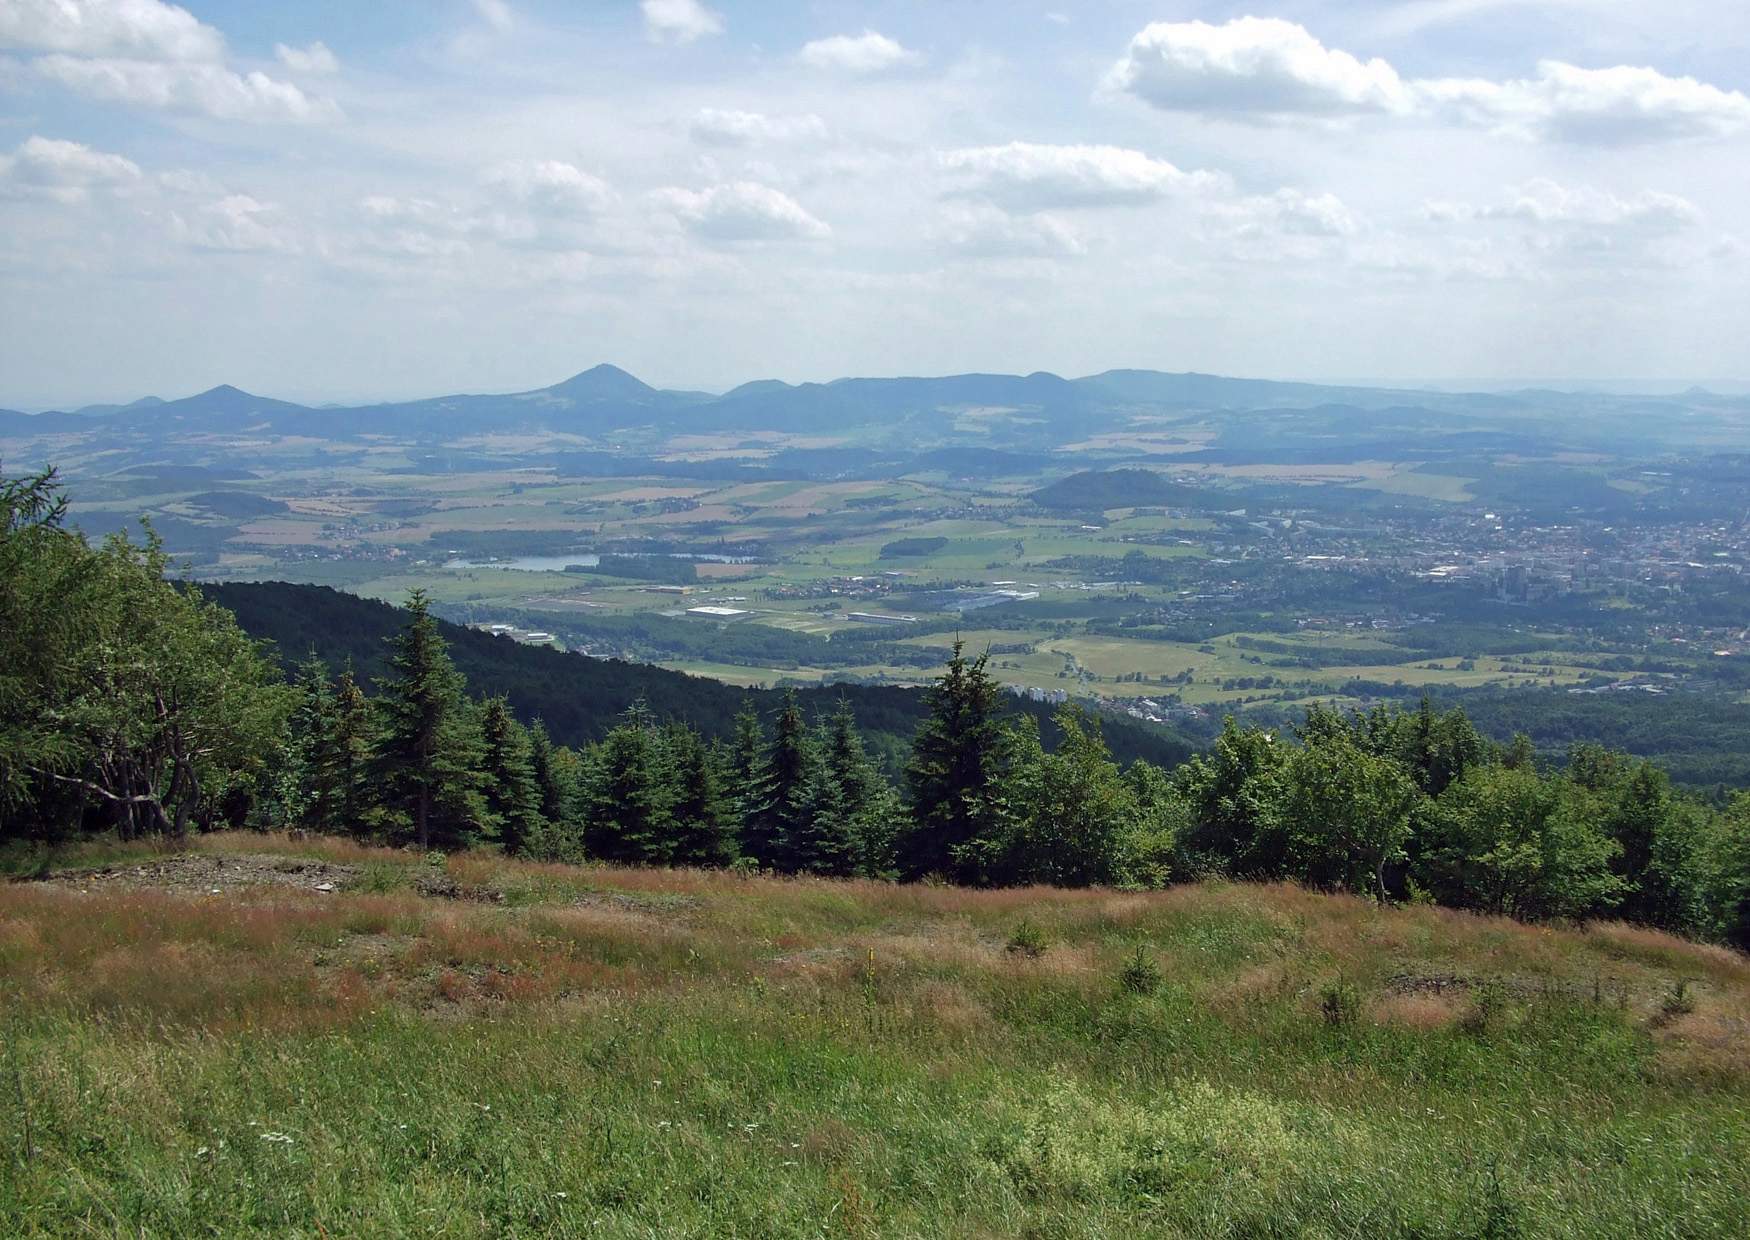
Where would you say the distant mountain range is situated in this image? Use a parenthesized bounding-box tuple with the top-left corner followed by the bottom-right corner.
(4, 363, 1748, 451)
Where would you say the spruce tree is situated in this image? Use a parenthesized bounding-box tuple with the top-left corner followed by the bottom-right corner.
(728, 700, 776, 866)
(764, 691, 819, 873)
(479, 695, 546, 855)
(288, 655, 336, 830)
(580, 702, 672, 864)
(662, 723, 738, 867)
(372, 590, 485, 850)
(800, 699, 900, 878)
(524, 718, 585, 858)
(324, 664, 375, 835)
(901, 641, 1013, 883)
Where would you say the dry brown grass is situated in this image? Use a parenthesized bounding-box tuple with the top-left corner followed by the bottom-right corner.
(1584, 920, 1750, 984)
(7, 836, 1748, 1073)
(1370, 991, 1465, 1031)
(188, 830, 406, 867)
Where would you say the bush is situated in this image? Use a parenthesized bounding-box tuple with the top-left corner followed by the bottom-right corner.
(1006, 918, 1048, 958)
(1117, 945, 1162, 996)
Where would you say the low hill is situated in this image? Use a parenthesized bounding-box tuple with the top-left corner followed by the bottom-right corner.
(4, 833, 1745, 1235)
(184, 491, 289, 519)
(1032, 467, 1215, 512)
(200, 580, 1192, 768)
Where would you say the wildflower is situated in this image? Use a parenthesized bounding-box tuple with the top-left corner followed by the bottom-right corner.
(259, 1132, 294, 1144)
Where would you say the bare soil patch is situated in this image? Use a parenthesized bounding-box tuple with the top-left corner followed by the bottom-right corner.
(29, 852, 358, 894)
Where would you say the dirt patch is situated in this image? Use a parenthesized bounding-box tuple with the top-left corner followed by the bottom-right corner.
(29, 853, 358, 895)
(572, 890, 700, 919)
(414, 872, 505, 903)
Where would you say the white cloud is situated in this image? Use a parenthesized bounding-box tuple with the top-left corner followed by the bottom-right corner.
(1108, 17, 1750, 144)
(656, 181, 829, 242)
(485, 160, 612, 214)
(937, 142, 1226, 210)
(0, 0, 223, 61)
(0, 134, 141, 202)
(689, 107, 827, 147)
(1211, 190, 1360, 243)
(33, 53, 339, 121)
(1427, 179, 1700, 230)
(1420, 62, 1750, 143)
(348, 195, 475, 262)
(360, 195, 437, 221)
(176, 194, 296, 253)
(934, 202, 1086, 258)
(641, 0, 722, 44)
(798, 30, 917, 75)
(1106, 18, 1409, 119)
(275, 41, 338, 76)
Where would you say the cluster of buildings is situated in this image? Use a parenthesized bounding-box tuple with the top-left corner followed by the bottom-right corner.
(474, 622, 558, 648)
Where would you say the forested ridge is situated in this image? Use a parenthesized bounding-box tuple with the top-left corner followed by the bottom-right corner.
(4, 467, 1748, 946)
(199, 580, 1192, 769)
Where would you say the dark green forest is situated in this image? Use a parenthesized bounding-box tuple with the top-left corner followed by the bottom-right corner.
(4, 467, 1748, 947)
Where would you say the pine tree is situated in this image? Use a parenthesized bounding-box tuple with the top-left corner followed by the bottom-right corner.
(372, 590, 485, 850)
(901, 642, 1014, 883)
(479, 696, 546, 855)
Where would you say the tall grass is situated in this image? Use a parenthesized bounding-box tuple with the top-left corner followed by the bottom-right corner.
(1, 832, 1746, 1236)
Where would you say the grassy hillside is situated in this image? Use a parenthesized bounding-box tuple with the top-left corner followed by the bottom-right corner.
(2, 835, 1746, 1236)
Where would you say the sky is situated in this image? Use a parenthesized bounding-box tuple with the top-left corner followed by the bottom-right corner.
(2, 0, 1748, 408)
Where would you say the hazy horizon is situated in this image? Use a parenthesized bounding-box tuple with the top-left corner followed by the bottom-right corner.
(12, 367, 1750, 417)
(3, 1, 1748, 408)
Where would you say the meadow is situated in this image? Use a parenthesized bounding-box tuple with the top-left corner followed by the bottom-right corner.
(2, 833, 1747, 1237)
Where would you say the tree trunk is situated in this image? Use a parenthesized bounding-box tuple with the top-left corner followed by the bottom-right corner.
(417, 785, 431, 851)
